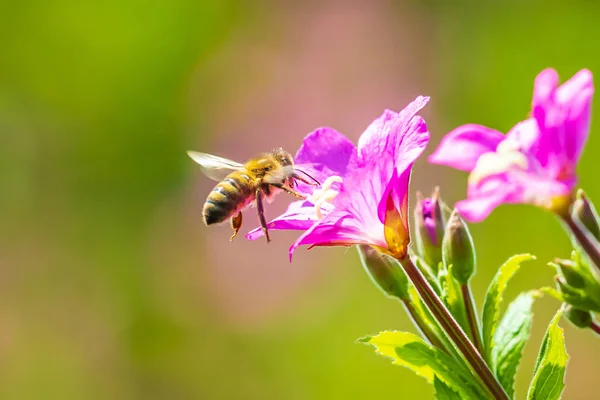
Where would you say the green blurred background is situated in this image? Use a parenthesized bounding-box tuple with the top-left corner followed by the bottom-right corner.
(1, 0, 600, 398)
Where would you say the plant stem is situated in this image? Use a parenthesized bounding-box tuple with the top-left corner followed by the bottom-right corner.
(401, 299, 448, 354)
(398, 255, 509, 400)
(591, 320, 600, 336)
(461, 284, 484, 354)
(561, 213, 600, 272)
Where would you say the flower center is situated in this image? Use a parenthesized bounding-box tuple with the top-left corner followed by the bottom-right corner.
(308, 175, 343, 220)
(468, 139, 529, 185)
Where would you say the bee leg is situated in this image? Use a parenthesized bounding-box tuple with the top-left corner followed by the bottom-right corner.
(256, 193, 271, 243)
(273, 183, 306, 199)
(230, 211, 243, 241)
(256, 189, 271, 243)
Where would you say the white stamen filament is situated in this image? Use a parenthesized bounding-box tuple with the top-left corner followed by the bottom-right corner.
(308, 175, 343, 220)
(469, 140, 529, 186)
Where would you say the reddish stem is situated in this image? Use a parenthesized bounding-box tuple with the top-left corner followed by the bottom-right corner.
(561, 213, 600, 272)
(398, 255, 509, 400)
(402, 299, 448, 354)
(591, 320, 600, 336)
(462, 284, 484, 354)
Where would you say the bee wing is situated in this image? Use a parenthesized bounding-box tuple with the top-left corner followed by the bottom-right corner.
(187, 151, 245, 182)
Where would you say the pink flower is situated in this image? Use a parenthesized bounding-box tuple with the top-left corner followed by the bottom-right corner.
(429, 68, 594, 222)
(246, 96, 431, 260)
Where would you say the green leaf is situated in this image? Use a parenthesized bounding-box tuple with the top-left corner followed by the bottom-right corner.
(482, 254, 536, 361)
(434, 375, 462, 399)
(408, 286, 443, 339)
(539, 287, 563, 302)
(439, 265, 470, 334)
(527, 311, 568, 400)
(492, 291, 540, 398)
(549, 252, 600, 312)
(407, 286, 462, 361)
(359, 331, 484, 399)
(555, 279, 600, 312)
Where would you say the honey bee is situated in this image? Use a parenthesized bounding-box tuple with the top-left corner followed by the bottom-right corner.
(188, 147, 320, 242)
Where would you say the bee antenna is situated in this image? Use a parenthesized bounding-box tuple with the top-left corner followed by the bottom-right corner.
(296, 169, 320, 185)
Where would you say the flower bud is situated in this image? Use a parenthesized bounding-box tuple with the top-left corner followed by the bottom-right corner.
(357, 245, 409, 300)
(554, 275, 600, 313)
(564, 305, 593, 329)
(554, 258, 586, 289)
(414, 188, 446, 272)
(572, 189, 600, 241)
(442, 210, 476, 284)
(551, 252, 600, 313)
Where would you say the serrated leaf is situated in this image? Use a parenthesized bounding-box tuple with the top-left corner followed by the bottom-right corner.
(434, 375, 462, 399)
(527, 311, 568, 400)
(492, 291, 539, 398)
(359, 331, 484, 399)
(482, 254, 536, 362)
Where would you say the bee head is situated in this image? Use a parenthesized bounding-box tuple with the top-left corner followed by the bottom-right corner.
(272, 147, 294, 167)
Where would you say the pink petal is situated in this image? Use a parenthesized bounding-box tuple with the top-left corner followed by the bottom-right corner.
(556, 69, 594, 105)
(398, 95, 431, 123)
(517, 172, 573, 201)
(532, 68, 594, 174)
(357, 96, 430, 175)
(377, 166, 410, 228)
(428, 124, 505, 171)
(504, 118, 540, 152)
(245, 201, 319, 240)
(459, 168, 574, 222)
(349, 96, 429, 228)
(558, 69, 594, 164)
(396, 115, 430, 175)
(456, 194, 509, 223)
(531, 70, 560, 171)
(294, 127, 356, 191)
(457, 175, 516, 222)
(532, 68, 559, 111)
(288, 211, 370, 261)
(330, 168, 385, 245)
(337, 167, 381, 222)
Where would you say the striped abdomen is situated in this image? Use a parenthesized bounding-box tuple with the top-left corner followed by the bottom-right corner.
(203, 171, 255, 225)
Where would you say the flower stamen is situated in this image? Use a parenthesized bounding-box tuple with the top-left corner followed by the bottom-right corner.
(308, 175, 343, 219)
(468, 141, 529, 186)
